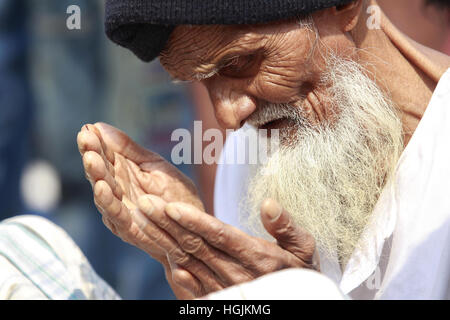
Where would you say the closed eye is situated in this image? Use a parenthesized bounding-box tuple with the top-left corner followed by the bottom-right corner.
(219, 53, 262, 79)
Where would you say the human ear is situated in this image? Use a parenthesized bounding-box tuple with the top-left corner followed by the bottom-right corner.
(331, 0, 364, 32)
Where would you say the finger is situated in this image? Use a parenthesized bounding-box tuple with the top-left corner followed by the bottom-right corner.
(118, 155, 151, 202)
(161, 202, 303, 278)
(112, 148, 165, 201)
(164, 202, 257, 261)
(133, 206, 223, 293)
(167, 256, 205, 298)
(130, 162, 166, 197)
(260, 198, 318, 269)
(82, 150, 106, 185)
(83, 123, 115, 165)
(138, 195, 249, 284)
(83, 151, 122, 199)
(95, 122, 162, 165)
(90, 170, 166, 261)
(102, 216, 118, 235)
(94, 180, 131, 230)
(95, 185, 146, 250)
(113, 152, 149, 206)
(77, 127, 99, 156)
(77, 125, 115, 178)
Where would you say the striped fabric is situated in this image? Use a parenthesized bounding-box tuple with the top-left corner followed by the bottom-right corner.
(0, 216, 120, 300)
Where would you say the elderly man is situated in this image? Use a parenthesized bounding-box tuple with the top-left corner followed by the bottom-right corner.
(77, 0, 450, 299)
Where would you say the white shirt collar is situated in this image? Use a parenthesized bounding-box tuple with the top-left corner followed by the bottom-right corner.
(329, 68, 450, 298)
(215, 69, 450, 299)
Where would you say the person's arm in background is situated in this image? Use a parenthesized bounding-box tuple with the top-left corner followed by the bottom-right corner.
(378, 0, 450, 54)
(190, 82, 225, 216)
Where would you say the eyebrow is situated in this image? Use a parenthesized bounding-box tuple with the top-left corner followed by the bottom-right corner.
(167, 40, 262, 83)
(170, 69, 218, 84)
(169, 60, 223, 83)
(194, 69, 220, 81)
(192, 57, 231, 81)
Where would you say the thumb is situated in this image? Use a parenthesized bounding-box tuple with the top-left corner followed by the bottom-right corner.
(260, 198, 319, 270)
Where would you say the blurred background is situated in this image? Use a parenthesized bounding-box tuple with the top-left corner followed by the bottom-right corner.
(0, 0, 449, 299)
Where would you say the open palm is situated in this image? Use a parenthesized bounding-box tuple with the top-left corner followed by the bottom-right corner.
(77, 122, 204, 260)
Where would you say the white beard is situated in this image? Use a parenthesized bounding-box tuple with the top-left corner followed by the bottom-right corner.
(241, 56, 404, 265)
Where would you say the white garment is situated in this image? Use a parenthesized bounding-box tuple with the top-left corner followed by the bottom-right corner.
(204, 269, 347, 300)
(214, 69, 450, 300)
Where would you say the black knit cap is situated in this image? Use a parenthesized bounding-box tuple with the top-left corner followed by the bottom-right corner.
(105, 0, 354, 62)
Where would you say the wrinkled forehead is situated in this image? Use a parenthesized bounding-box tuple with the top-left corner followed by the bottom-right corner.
(159, 23, 274, 81)
(160, 25, 230, 80)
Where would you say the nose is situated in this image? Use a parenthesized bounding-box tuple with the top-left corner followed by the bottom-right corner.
(208, 86, 257, 130)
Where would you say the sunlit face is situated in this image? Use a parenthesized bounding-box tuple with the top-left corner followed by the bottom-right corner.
(160, 13, 358, 131)
(160, 7, 405, 264)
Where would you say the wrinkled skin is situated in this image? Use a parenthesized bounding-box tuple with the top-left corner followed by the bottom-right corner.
(160, 18, 350, 130)
(78, 123, 318, 299)
(78, 0, 449, 299)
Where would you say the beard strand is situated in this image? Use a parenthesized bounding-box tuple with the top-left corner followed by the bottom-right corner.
(240, 55, 404, 266)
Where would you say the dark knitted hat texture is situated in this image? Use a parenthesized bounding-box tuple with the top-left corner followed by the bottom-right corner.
(105, 0, 354, 62)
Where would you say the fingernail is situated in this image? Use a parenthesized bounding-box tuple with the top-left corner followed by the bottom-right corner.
(138, 196, 155, 217)
(264, 199, 283, 222)
(165, 204, 181, 221)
